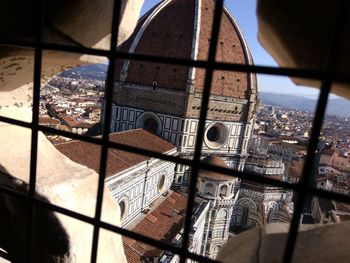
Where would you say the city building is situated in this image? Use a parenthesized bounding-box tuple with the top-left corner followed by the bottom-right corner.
(54, 0, 295, 261)
(110, 0, 258, 190)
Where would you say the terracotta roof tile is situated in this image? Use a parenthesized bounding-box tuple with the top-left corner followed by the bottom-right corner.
(122, 192, 187, 262)
(115, 0, 256, 99)
(55, 129, 176, 177)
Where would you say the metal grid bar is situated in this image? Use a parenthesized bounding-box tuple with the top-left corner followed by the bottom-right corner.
(0, 0, 349, 262)
(282, 0, 349, 262)
(1, 39, 350, 83)
(181, 1, 224, 260)
(89, 0, 122, 261)
(26, 0, 44, 262)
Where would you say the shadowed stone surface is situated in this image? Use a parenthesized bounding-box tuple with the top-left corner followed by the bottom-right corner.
(217, 222, 350, 262)
(0, 0, 144, 262)
(257, 0, 350, 98)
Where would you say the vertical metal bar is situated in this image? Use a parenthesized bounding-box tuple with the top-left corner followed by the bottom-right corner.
(90, 0, 122, 262)
(180, 0, 224, 262)
(26, 0, 44, 261)
(283, 1, 348, 262)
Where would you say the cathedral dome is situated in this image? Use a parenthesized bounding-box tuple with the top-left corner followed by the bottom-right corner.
(115, 0, 257, 101)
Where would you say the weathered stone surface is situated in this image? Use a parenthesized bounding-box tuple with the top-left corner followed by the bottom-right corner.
(257, 0, 350, 99)
(0, 0, 144, 262)
(0, 123, 127, 262)
(217, 222, 350, 262)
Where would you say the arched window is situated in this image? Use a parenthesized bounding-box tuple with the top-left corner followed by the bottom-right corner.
(219, 185, 228, 196)
(267, 208, 274, 223)
(218, 209, 228, 219)
(204, 183, 215, 196)
(241, 206, 249, 225)
(158, 173, 166, 192)
(213, 244, 222, 252)
(119, 200, 127, 222)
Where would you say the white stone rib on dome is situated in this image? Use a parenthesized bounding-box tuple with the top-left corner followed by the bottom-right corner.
(120, 0, 172, 81)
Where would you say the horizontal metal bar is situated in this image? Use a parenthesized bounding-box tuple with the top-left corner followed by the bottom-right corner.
(1, 38, 350, 82)
(2, 115, 350, 204)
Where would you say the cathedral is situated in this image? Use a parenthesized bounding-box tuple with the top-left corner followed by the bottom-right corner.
(56, 0, 292, 260)
(111, 0, 258, 190)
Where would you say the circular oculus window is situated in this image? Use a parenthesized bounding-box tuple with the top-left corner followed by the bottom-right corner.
(136, 112, 162, 135)
(204, 122, 228, 149)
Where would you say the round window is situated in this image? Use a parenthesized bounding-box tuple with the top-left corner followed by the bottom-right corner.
(204, 122, 228, 149)
(207, 126, 220, 142)
(136, 112, 162, 135)
(144, 117, 159, 134)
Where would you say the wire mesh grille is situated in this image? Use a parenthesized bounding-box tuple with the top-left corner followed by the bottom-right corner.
(0, 0, 349, 262)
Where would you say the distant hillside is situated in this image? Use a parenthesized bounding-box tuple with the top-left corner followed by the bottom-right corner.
(260, 92, 350, 117)
(59, 64, 108, 81)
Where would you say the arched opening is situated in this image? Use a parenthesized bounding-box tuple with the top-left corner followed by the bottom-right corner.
(119, 200, 127, 222)
(158, 173, 166, 192)
(213, 244, 222, 253)
(218, 209, 228, 219)
(219, 185, 228, 196)
(267, 208, 274, 223)
(241, 206, 249, 226)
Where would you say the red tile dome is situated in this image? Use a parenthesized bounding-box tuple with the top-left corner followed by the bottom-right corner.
(115, 0, 257, 101)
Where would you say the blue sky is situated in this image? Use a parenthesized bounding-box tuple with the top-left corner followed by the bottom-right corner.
(139, 0, 326, 98)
